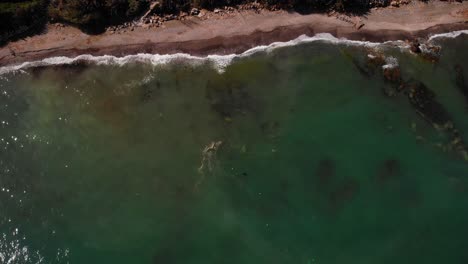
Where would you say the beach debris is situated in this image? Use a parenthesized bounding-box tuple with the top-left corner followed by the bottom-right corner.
(141, 1, 161, 21)
(353, 17, 366, 30)
(195, 141, 223, 190)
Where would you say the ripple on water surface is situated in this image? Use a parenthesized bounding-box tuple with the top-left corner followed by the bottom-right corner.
(1, 33, 468, 264)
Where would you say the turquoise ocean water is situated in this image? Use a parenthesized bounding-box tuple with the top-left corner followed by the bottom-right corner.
(1, 33, 468, 264)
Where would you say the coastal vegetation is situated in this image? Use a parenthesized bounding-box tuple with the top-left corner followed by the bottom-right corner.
(0, 0, 48, 43)
(48, 0, 148, 31)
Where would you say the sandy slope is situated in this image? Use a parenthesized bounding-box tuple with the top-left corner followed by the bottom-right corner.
(0, 1, 467, 67)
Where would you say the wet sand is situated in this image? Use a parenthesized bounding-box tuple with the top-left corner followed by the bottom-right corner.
(0, 1, 467, 67)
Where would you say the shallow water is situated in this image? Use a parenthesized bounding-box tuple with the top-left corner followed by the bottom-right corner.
(1, 34, 468, 264)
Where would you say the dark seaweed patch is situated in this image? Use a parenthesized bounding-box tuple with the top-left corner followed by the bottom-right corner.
(455, 64, 468, 103)
(406, 82, 451, 126)
(376, 158, 401, 186)
(205, 80, 253, 119)
(315, 158, 335, 188)
(329, 178, 359, 210)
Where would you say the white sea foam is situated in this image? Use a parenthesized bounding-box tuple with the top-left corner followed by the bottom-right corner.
(0, 30, 465, 76)
(428, 30, 468, 42)
(382, 56, 399, 70)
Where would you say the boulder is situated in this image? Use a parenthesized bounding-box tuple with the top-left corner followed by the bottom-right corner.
(383, 67, 401, 83)
(190, 8, 200, 16)
(410, 39, 422, 53)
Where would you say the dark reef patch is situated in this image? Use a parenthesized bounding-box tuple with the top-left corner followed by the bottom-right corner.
(455, 64, 468, 103)
(329, 178, 360, 211)
(205, 80, 254, 120)
(375, 158, 401, 186)
(405, 81, 451, 126)
(315, 158, 335, 188)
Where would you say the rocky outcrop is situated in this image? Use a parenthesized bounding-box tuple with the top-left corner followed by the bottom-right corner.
(347, 49, 468, 161)
(404, 81, 468, 160)
(409, 39, 442, 62)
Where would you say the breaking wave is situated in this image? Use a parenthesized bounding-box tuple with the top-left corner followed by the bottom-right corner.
(0, 30, 466, 75)
(428, 29, 468, 42)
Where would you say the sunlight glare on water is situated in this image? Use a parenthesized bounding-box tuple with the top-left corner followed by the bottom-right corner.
(1, 34, 468, 264)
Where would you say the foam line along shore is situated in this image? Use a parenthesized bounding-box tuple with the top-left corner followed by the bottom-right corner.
(0, 1, 467, 68)
(1, 29, 467, 76)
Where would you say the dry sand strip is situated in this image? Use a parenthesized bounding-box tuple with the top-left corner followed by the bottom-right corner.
(0, 1, 467, 67)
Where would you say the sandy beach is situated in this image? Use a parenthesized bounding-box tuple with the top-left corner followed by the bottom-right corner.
(0, 1, 467, 67)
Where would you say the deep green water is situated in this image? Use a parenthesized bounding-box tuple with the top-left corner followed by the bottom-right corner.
(1, 35, 468, 264)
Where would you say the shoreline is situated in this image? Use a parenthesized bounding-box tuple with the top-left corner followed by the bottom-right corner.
(0, 1, 467, 68)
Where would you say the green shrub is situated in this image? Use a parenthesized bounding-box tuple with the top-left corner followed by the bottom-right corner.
(48, 0, 149, 32)
(0, 0, 48, 44)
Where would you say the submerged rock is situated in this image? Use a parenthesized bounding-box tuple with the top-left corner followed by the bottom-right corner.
(315, 158, 335, 187)
(367, 53, 386, 67)
(375, 158, 401, 186)
(409, 39, 441, 62)
(329, 178, 360, 210)
(455, 64, 468, 102)
(381, 56, 404, 96)
(410, 39, 422, 54)
(406, 82, 451, 127)
(383, 66, 401, 83)
(420, 43, 441, 62)
(260, 121, 280, 139)
(205, 80, 253, 120)
(404, 82, 468, 160)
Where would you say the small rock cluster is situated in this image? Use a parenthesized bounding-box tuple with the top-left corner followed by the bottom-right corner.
(141, 13, 178, 28)
(103, 3, 274, 33)
(408, 38, 441, 62)
(237, 2, 266, 13)
(107, 22, 137, 34)
(356, 48, 468, 161)
(53, 23, 65, 29)
(390, 0, 411, 7)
